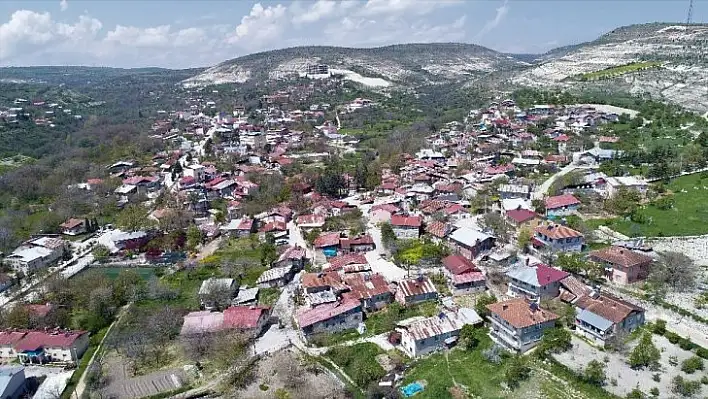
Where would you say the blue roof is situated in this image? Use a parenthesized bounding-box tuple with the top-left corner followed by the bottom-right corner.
(577, 309, 613, 331)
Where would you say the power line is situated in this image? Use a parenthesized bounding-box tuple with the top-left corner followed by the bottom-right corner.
(687, 0, 694, 24)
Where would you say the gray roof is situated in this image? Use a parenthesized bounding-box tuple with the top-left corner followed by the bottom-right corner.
(0, 366, 24, 395)
(234, 287, 259, 304)
(199, 278, 235, 296)
(577, 308, 613, 332)
(449, 227, 493, 247)
(506, 264, 540, 287)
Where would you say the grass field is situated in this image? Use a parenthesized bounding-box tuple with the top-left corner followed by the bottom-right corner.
(96, 267, 159, 280)
(591, 173, 708, 237)
(364, 301, 438, 335)
(401, 334, 618, 399)
(578, 61, 662, 81)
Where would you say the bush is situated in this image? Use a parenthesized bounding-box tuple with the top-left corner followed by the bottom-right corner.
(504, 355, 530, 389)
(680, 356, 704, 374)
(701, 376, 708, 385)
(626, 387, 645, 399)
(678, 338, 696, 351)
(652, 319, 666, 335)
(664, 331, 681, 344)
(326, 343, 386, 388)
(629, 332, 661, 369)
(671, 376, 702, 397)
(649, 387, 660, 397)
(537, 327, 572, 358)
(584, 360, 607, 386)
(697, 347, 708, 360)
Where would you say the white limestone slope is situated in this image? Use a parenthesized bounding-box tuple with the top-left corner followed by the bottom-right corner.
(512, 24, 708, 112)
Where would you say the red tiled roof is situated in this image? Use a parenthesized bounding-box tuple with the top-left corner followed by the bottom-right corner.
(325, 253, 368, 271)
(297, 299, 361, 328)
(452, 272, 486, 285)
(259, 221, 287, 233)
(535, 263, 570, 285)
(425, 221, 450, 238)
(487, 299, 559, 329)
(535, 224, 583, 240)
(443, 204, 465, 215)
(301, 271, 347, 291)
(371, 204, 399, 214)
(13, 330, 88, 352)
(340, 235, 374, 249)
(343, 274, 391, 301)
(313, 232, 341, 248)
(296, 214, 325, 226)
(390, 215, 422, 228)
(545, 194, 580, 210)
(589, 246, 653, 269)
(0, 331, 28, 346)
(484, 164, 515, 175)
(575, 293, 644, 324)
(506, 209, 538, 224)
(553, 134, 570, 142)
(222, 306, 270, 329)
(60, 218, 84, 229)
(442, 254, 478, 275)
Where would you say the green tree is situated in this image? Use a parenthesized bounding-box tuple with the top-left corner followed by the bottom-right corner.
(629, 332, 661, 369)
(92, 244, 111, 263)
(116, 204, 150, 231)
(671, 376, 702, 397)
(260, 234, 278, 267)
(475, 293, 497, 319)
(380, 222, 397, 249)
(504, 355, 530, 389)
(186, 225, 203, 251)
(459, 324, 486, 350)
(517, 228, 532, 252)
(584, 359, 607, 385)
(626, 387, 646, 399)
(537, 327, 572, 357)
(680, 356, 704, 374)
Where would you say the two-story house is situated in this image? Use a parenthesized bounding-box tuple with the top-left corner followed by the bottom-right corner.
(296, 299, 363, 337)
(487, 299, 560, 353)
(397, 308, 483, 357)
(448, 227, 495, 260)
(441, 254, 486, 295)
(545, 194, 580, 218)
(390, 215, 422, 239)
(342, 274, 392, 311)
(574, 291, 645, 346)
(506, 262, 569, 300)
(533, 223, 584, 253)
(588, 246, 653, 285)
(395, 276, 438, 305)
(505, 208, 542, 230)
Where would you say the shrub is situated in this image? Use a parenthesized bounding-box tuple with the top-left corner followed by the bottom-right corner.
(652, 319, 666, 335)
(652, 373, 661, 382)
(680, 356, 704, 374)
(678, 338, 696, 351)
(671, 376, 702, 397)
(626, 388, 645, 399)
(701, 376, 708, 385)
(584, 360, 607, 386)
(695, 347, 708, 360)
(649, 387, 660, 397)
(504, 355, 531, 389)
(259, 384, 269, 391)
(664, 331, 681, 344)
(629, 332, 661, 369)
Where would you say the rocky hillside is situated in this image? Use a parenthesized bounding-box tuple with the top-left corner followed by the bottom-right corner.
(181, 43, 528, 88)
(512, 23, 708, 113)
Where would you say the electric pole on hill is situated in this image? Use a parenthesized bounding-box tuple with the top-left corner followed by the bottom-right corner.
(687, 0, 694, 24)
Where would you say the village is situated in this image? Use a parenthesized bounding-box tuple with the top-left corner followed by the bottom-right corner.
(0, 80, 707, 399)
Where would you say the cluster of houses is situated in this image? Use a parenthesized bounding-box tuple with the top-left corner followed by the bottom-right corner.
(0, 98, 83, 126)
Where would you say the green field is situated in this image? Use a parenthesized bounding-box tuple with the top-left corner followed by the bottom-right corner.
(578, 61, 662, 81)
(401, 335, 618, 399)
(93, 267, 158, 280)
(592, 173, 708, 237)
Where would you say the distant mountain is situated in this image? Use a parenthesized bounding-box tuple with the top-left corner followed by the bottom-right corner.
(512, 23, 708, 113)
(181, 43, 528, 88)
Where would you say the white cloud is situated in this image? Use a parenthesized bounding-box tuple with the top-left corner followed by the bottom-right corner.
(0, 10, 102, 60)
(292, 0, 338, 24)
(226, 3, 288, 47)
(105, 25, 171, 47)
(474, 0, 509, 40)
(59, 0, 68, 12)
(358, 0, 459, 17)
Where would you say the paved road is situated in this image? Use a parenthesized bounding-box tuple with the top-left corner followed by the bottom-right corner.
(532, 163, 595, 200)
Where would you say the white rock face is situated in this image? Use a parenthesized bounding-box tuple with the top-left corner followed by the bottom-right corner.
(182, 64, 251, 88)
(513, 24, 708, 112)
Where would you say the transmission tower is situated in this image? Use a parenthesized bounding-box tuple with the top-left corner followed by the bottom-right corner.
(687, 0, 694, 24)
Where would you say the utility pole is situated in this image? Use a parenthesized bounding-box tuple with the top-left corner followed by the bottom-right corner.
(687, 0, 694, 24)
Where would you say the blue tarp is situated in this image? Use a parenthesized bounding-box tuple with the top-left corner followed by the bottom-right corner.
(401, 382, 424, 397)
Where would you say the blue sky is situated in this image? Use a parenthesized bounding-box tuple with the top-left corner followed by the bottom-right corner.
(0, 0, 705, 68)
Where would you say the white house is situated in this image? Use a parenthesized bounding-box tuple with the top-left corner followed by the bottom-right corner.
(398, 308, 482, 357)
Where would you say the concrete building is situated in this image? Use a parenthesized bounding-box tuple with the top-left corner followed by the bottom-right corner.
(395, 276, 438, 305)
(0, 367, 26, 399)
(589, 246, 653, 285)
(398, 308, 483, 357)
(506, 262, 569, 300)
(533, 223, 584, 253)
(390, 215, 422, 239)
(0, 330, 90, 364)
(487, 299, 559, 353)
(574, 291, 645, 345)
(296, 300, 363, 337)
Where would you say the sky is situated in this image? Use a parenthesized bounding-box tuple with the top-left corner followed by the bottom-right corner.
(0, 0, 706, 69)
